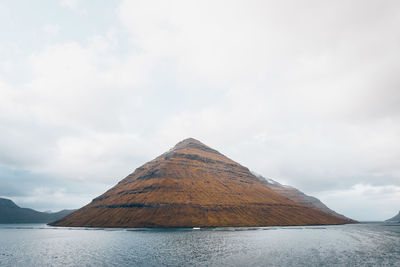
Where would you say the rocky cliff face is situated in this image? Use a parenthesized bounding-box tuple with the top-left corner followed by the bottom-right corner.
(51, 138, 355, 227)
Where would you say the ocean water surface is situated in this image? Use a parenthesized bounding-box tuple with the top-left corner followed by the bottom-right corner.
(0, 222, 399, 266)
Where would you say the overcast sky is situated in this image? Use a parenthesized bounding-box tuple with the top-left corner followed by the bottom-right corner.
(0, 0, 399, 221)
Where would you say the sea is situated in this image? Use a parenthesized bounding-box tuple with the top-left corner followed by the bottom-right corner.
(0, 222, 399, 266)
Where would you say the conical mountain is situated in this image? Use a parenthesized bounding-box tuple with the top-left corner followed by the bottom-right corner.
(51, 138, 353, 227)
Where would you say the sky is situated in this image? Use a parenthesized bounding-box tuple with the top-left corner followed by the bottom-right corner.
(0, 0, 399, 221)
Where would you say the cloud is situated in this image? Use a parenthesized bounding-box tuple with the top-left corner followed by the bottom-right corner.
(317, 184, 400, 221)
(0, 165, 108, 211)
(59, 0, 79, 11)
(43, 24, 60, 35)
(0, 0, 399, 217)
(0, 35, 156, 179)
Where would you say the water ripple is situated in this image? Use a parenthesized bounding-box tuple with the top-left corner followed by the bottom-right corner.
(0, 223, 399, 266)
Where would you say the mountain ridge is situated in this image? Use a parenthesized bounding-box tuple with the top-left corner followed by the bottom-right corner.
(386, 211, 400, 222)
(0, 198, 75, 224)
(51, 138, 355, 227)
(254, 175, 351, 220)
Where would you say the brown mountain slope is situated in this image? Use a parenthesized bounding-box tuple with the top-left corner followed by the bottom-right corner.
(254, 175, 353, 221)
(51, 138, 354, 227)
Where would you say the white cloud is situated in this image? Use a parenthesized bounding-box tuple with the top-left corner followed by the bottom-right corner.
(43, 24, 60, 35)
(317, 184, 400, 221)
(10, 186, 97, 212)
(0, 0, 399, 216)
(59, 0, 79, 11)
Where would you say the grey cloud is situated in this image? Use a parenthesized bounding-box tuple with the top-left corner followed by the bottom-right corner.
(0, 0, 399, 219)
(0, 165, 111, 211)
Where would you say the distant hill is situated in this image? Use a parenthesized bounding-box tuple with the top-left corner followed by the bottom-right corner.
(386, 211, 400, 222)
(254, 174, 351, 221)
(51, 138, 355, 228)
(0, 198, 75, 223)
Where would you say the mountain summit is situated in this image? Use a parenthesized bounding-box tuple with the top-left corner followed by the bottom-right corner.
(51, 138, 354, 227)
(172, 138, 216, 151)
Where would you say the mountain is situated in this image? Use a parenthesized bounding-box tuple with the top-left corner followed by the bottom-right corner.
(0, 198, 75, 223)
(51, 138, 355, 227)
(386, 211, 400, 222)
(254, 175, 351, 220)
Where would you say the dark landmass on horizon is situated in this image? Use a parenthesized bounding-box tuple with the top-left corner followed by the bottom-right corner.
(0, 198, 75, 224)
